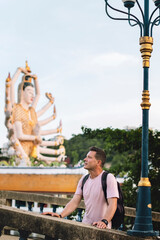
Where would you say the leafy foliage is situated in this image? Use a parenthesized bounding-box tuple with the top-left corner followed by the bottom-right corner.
(64, 133, 104, 166)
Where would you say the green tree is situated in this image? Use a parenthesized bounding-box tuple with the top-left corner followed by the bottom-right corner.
(64, 133, 104, 165)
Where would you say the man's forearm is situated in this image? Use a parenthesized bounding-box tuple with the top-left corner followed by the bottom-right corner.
(104, 198, 117, 222)
(60, 202, 77, 218)
(60, 195, 82, 218)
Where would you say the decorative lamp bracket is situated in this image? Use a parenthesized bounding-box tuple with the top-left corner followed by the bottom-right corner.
(153, 0, 160, 7)
(122, 0, 136, 9)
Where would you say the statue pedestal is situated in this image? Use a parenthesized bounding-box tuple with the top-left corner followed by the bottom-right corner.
(0, 166, 87, 193)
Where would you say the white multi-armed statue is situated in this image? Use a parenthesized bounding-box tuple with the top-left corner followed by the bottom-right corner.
(4, 62, 65, 166)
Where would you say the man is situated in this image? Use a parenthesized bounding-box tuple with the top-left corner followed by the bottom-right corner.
(43, 146, 119, 229)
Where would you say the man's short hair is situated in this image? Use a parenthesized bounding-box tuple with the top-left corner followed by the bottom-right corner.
(89, 146, 106, 167)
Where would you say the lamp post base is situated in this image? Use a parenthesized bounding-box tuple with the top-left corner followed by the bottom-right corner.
(127, 185, 159, 237)
(127, 229, 159, 237)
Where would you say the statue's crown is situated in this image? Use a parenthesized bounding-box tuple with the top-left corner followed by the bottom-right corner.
(25, 61, 31, 73)
(24, 75, 32, 83)
(24, 61, 32, 83)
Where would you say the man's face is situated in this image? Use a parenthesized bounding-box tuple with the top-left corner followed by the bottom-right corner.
(84, 151, 99, 170)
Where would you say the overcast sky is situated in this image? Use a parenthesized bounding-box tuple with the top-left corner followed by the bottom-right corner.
(0, 0, 160, 147)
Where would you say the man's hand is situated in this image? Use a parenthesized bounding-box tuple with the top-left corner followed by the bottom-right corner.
(92, 221, 108, 229)
(41, 212, 60, 217)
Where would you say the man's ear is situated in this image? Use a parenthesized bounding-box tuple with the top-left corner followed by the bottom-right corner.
(97, 159, 102, 167)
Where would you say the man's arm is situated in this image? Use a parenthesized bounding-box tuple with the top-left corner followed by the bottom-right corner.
(93, 197, 117, 229)
(42, 194, 82, 218)
(104, 197, 117, 222)
(60, 194, 82, 218)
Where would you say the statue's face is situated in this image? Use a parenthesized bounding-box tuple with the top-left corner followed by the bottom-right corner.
(23, 86, 34, 105)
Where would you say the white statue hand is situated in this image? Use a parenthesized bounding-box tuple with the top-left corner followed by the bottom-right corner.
(45, 92, 54, 104)
(33, 124, 40, 135)
(34, 136, 42, 145)
(32, 74, 38, 80)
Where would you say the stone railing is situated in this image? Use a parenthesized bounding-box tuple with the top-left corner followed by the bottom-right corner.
(0, 190, 159, 222)
(0, 191, 159, 240)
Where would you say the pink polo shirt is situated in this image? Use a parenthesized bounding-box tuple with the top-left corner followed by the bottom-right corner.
(75, 171, 119, 228)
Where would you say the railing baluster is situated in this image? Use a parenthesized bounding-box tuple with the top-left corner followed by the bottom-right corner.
(19, 229, 30, 240)
(77, 208, 83, 222)
(27, 201, 33, 211)
(52, 204, 58, 213)
(40, 203, 45, 213)
(0, 225, 4, 236)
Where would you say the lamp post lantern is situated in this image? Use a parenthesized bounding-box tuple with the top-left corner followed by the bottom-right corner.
(104, 0, 159, 237)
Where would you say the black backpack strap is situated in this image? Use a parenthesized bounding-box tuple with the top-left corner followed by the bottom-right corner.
(81, 174, 90, 191)
(101, 171, 109, 204)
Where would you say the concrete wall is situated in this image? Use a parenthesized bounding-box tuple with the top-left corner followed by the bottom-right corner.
(0, 205, 158, 240)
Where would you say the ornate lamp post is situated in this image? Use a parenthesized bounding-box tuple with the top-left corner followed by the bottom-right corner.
(104, 0, 159, 237)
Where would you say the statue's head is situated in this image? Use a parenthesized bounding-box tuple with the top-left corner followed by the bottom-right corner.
(18, 75, 34, 104)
